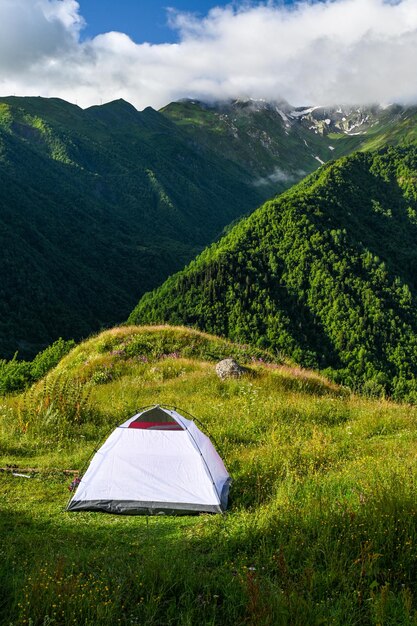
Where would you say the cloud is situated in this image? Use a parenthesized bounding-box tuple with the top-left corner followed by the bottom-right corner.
(0, 0, 83, 67)
(253, 166, 306, 187)
(0, 0, 416, 109)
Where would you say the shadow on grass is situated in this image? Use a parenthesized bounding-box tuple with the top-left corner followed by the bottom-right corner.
(3, 469, 417, 625)
(0, 505, 243, 626)
(0, 439, 41, 458)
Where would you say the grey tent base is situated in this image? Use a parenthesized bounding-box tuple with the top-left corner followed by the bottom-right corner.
(67, 478, 231, 516)
(67, 499, 223, 515)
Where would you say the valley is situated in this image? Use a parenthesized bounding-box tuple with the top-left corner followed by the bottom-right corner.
(1, 95, 416, 361)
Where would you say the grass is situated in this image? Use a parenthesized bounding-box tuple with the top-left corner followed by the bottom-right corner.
(2, 326, 417, 625)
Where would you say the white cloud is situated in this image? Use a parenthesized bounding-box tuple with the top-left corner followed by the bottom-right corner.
(254, 166, 306, 186)
(0, 0, 416, 109)
(0, 0, 81, 71)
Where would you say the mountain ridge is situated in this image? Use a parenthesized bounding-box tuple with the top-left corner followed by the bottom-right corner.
(2, 94, 417, 359)
(0, 96, 266, 358)
(129, 144, 417, 401)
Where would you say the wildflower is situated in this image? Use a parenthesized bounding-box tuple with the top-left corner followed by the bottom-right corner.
(68, 477, 81, 492)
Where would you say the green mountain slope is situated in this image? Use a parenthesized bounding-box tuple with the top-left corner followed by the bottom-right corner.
(161, 100, 417, 187)
(0, 96, 267, 358)
(161, 99, 362, 195)
(311, 104, 417, 153)
(2, 95, 417, 360)
(130, 145, 417, 401)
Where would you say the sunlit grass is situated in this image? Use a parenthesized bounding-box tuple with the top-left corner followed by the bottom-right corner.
(2, 326, 417, 624)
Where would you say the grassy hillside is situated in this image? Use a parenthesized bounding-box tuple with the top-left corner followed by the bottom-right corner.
(2, 326, 417, 625)
(360, 106, 417, 152)
(0, 96, 266, 359)
(130, 146, 417, 401)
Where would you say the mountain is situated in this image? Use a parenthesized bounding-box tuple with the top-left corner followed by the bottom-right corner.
(161, 98, 339, 192)
(129, 145, 417, 401)
(2, 95, 417, 359)
(161, 99, 417, 181)
(0, 96, 268, 358)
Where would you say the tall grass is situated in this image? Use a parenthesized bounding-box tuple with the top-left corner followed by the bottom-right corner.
(2, 327, 417, 624)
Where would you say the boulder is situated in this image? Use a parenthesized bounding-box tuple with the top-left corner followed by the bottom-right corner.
(215, 358, 246, 380)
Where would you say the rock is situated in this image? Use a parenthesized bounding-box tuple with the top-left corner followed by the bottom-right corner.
(215, 358, 246, 380)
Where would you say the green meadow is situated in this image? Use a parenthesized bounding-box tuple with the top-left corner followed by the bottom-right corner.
(2, 326, 417, 625)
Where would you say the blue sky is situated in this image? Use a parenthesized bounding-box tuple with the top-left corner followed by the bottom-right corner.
(79, 1, 295, 43)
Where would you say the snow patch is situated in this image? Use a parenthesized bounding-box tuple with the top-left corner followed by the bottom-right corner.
(276, 107, 289, 123)
(290, 106, 321, 118)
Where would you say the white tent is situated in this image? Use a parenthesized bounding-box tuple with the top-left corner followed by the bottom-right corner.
(67, 405, 231, 515)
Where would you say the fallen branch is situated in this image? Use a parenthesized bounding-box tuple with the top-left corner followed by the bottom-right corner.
(0, 467, 79, 475)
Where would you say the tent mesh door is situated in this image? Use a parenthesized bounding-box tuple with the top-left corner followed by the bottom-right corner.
(129, 407, 183, 430)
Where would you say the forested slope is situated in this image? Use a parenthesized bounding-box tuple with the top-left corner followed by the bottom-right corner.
(3, 95, 417, 360)
(0, 97, 265, 358)
(130, 146, 417, 400)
